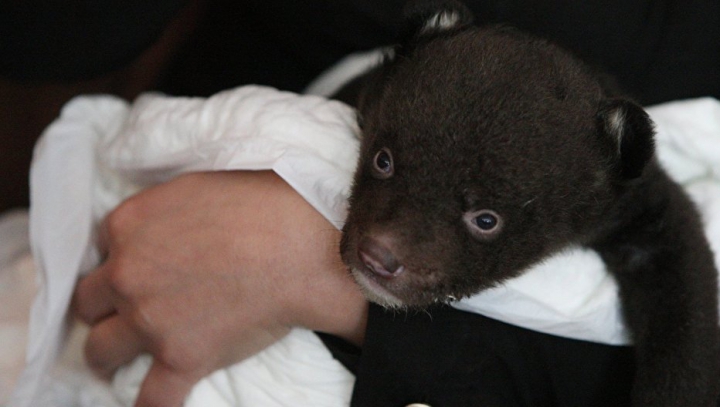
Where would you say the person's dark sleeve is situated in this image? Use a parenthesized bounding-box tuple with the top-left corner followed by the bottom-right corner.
(342, 304, 635, 407)
(0, 0, 188, 82)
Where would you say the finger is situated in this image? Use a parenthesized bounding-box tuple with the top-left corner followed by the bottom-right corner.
(85, 315, 145, 379)
(73, 264, 117, 324)
(96, 215, 112, 259)
(134, 361, 200, 407)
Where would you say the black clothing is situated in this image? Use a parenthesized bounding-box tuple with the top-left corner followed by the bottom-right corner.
(0, 0, 189, 82)
(3, 1, 720, 105)
(354, 304, 635, 407)
(320, 305, 637, 406)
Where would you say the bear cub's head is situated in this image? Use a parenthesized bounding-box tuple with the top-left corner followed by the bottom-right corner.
(340, 0, 656, 308)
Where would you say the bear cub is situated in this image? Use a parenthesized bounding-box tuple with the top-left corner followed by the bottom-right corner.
(339, 1, 720, 405)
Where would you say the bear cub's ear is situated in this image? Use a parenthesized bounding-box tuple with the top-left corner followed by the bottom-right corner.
(598, 99, 656, 180)
(398, 0, 475, 52)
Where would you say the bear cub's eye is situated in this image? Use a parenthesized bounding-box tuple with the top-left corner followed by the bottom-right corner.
(475, 212, 498, 230)
(463, 209, 503, 239)
(372, 148, 394, 179)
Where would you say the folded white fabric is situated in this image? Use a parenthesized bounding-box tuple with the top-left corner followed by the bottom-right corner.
(456, 97, 720, 345)
(9, 80, 720, 407)
(10, 87, 359, 407)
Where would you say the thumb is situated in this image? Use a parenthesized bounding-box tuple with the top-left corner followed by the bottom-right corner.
(134, 361, 200, 407)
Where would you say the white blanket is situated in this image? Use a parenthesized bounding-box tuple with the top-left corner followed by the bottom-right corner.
(6, 80, 720, 406)
(0, 210, 34, 404)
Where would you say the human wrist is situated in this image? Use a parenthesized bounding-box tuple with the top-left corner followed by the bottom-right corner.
(255, 172, 368, 345)
(281, 240, 368, 346)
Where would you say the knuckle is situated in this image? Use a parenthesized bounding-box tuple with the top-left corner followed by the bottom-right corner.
(106, 195, 143, 236)
(105, 256, 137, 297)
(155, 337, 206, 374)
(128, 305, 155, 335)
(155, 341, 187, 371)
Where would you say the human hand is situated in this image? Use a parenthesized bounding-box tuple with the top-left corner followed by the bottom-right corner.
(72, 170, 367, 407)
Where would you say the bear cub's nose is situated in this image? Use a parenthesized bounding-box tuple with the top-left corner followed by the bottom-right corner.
(358, 237, 404, 278)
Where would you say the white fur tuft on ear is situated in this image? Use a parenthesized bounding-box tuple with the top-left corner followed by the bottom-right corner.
(606, 107, 626, 154)
(398, 1, 474, 55)
(598, 99, 656, 179)
(421, 10, 462, 34)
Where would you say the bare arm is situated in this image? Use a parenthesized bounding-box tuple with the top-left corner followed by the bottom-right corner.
(72, 170, 368, 407)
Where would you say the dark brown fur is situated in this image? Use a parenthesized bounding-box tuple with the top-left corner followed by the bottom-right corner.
(339, 1, 720, 405)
